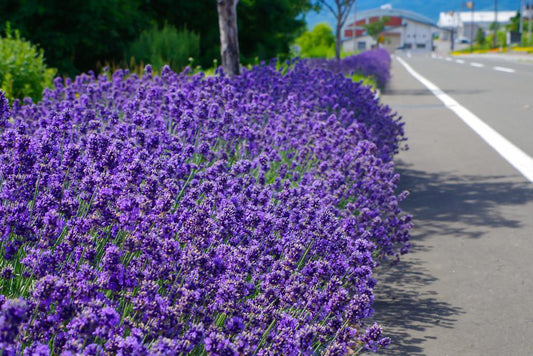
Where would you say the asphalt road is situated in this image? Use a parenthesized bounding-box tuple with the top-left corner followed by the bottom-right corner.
(367, 53, 533, 355)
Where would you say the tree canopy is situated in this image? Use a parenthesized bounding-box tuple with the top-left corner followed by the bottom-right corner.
(0, 0, 147, 76)
(295, 23, 335, 58)
(314, 0, 356, 60)
(0, 0, 313, 76)
(363, 17, 390, 46)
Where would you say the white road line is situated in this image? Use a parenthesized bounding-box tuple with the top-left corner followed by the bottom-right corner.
(407, 52, 412, 58)
(455, 59, 465, 64)
(431, 53, 436, 58)
(396, 56, 533, 183)
(445, 57, 453, 61)
(493, 66, 515, 73)
(470, 62, 484, 68)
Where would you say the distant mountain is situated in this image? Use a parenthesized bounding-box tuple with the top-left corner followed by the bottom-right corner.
(305, 0, 520, 29)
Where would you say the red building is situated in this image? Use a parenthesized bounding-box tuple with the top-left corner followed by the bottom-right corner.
(343, 8, 437, 52)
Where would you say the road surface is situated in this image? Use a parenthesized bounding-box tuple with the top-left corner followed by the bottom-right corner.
(369, 52, 533, 355)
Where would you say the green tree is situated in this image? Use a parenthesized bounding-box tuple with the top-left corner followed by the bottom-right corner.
(475, 27, 486, 46)
(0, 0, 148, 76)
(363, 17, 390, 47)
(314, 0, 356, 60)
(294, 23, 335, 58)
(1, 0, 313, 75)
(141, 0, 313, 68)
(506, 10, 521, 32)
(238, 0, 314, 62)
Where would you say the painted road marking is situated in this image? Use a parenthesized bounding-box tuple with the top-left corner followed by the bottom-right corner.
(456, 59, 465, 64)
(396, 56, 533, 183)
(445, 57, 453, 61)
(493, 66, 515, 73)
(470, 62, 484, 68)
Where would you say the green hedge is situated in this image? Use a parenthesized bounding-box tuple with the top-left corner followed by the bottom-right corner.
(127, 23, 200, 72)
(0, 23, 56, 102)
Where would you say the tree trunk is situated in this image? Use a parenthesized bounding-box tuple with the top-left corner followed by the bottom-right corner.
(335, 16, 342, 60)
(217, 0, 240, 77)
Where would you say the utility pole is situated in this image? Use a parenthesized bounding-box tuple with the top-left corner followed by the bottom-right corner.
(471, 2, 474, 53)
(520, 0, 525, 35)
(493, 0, 498, 48)
(465, 2, 475, 52)
(527, 2, 533, 46)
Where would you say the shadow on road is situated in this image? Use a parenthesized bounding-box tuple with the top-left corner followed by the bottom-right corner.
(369, 257, 464, 355)
(365, 161, 533, 354)
(395, 160, 533, 239)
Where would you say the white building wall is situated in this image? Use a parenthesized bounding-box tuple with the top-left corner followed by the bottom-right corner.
(342, 20, 434, 52)
(402, 20, 434, 50)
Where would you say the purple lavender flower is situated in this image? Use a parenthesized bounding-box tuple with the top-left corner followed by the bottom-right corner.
(0, 55, 409, 354)
(0, 90, 9, 128)
(0, 298, 28, 344)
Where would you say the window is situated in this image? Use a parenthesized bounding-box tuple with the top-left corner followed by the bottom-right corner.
(357, 41, 367, 50)
(416, 43, 426, 48)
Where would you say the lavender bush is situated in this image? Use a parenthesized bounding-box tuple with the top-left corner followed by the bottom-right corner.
(310, 48, 392, 89)
(0, 59, 410, 355)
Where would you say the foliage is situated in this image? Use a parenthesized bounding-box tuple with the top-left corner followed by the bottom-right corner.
(237, 0, 314, 63)
(127, 23, 200, 73)
(138, 0, 314, 69)
(309, 48, 392, 88)
(506, 10, 521, 32)
(0, 58, 409, 354)
(523, 30, 533, 46)
(486, 30, 508, 48)
(0, 1, 314, 76)
(0, 0, 148, 77)
(475, 28, 486, 46)
(363, 17, 390, 44)
(314, 0, 357, 60)
(349, 73, 378, 90)
(0, 24, 56, 102)
(294, 23, 335, 58)
(498, 31, 507, 47)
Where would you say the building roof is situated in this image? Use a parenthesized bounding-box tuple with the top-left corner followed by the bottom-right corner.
(438, 12, 461, 28)
(438, 11, 517, 28)
(459, 10, 516, 23)
(345, 8, 438, 29)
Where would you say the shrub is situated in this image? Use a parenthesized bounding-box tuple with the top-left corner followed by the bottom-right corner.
(0, 61, 409, 354)
(475, 28, 486, 46)
(127, 23, 200, 73)
(0, 23, 56, 102)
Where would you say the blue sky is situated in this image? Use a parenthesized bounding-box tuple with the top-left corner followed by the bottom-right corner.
(305, 0, 520, 29)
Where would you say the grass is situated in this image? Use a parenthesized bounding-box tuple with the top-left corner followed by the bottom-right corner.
(349, 73, 378, 91)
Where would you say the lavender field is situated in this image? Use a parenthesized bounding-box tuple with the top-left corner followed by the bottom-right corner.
(0, 50, 411, 355)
